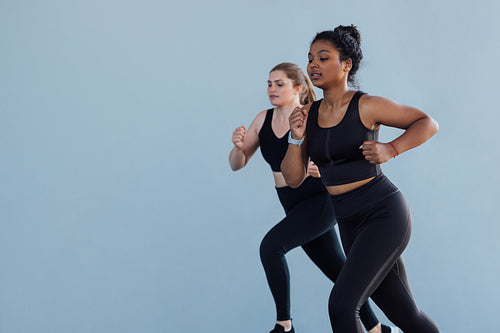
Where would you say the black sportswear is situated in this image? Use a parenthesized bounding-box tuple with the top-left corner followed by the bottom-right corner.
(306, 91, 381, 186)
(259, 108, 289, 172)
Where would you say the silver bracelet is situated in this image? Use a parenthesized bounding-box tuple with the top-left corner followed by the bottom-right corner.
(288, 131, 305, 146)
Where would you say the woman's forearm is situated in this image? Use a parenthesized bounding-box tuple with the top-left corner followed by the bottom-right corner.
(281, 144, 308, 188)
(229, 147, 246, 171)
(391, 116, 439, 155)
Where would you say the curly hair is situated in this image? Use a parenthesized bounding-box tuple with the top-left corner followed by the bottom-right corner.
(311, 24, 363, 87)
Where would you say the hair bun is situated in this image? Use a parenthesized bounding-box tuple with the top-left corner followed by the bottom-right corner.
(334, 24, 361, 46)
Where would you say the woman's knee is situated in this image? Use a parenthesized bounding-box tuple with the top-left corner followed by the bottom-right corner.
(328, 287, 359, 322)
(386, 303, 427, 330)
(259, 233, 284, 260)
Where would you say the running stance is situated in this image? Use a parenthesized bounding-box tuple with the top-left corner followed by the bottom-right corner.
(229, 63, 396, 333)
(281, 26, 441, 333)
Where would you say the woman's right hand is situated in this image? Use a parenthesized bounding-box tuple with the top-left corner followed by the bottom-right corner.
(307, 161, 321, 178)
(232, 125, 246, 149)
(289, 106, 308, 140)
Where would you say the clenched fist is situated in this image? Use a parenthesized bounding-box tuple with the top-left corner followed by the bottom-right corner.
(232, 125, 246, 149)
(359, 141, 397, 164)
(289, 106, 308, 140)
(307, 161, 321, 178)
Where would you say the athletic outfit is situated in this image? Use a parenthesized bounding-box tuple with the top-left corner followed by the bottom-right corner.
(257, 108, 381, 330)
(306, 91, 440, 332)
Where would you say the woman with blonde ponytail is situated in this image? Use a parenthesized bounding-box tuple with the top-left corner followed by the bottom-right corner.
(229, 63, 396, 333)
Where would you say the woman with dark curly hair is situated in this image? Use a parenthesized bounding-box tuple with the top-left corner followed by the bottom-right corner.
(281, 25, 441, 332)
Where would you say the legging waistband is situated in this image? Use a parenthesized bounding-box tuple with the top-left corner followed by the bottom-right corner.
(276, 176, 328, 214)
(330, 173, 399, 219)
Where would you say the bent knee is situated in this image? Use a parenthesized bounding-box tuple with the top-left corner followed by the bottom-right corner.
(259, 235, 286, 259)
(388, 306, 428, 329)
(328, 291, 359, 320)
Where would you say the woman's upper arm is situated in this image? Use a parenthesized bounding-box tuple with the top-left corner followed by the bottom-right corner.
(241, 110, 266, 160)
(360, 95, 431, 130)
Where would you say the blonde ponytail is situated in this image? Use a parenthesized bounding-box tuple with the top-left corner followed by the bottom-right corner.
(300, 72, 316, 105)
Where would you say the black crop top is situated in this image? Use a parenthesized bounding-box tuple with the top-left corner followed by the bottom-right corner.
(306, 91, 381, 186)
(258, 108, 289, 172)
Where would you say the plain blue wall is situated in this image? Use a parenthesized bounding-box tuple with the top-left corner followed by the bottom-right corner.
(1, 0, 499, 332)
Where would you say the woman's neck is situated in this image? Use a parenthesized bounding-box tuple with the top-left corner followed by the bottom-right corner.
(322, 84, 352, 110)
(274, 100, 301, 119)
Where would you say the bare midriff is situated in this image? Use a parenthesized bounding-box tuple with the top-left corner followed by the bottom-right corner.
(273, 172, 290, 188)
(326, 176, 375, 195)
(273, 172, 312, 188)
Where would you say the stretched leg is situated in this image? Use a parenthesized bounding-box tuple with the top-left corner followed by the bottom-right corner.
(370, 258, 440, 333)
(302, 229, 380, 331)
(329, 192, 439, 332)
(259, 192, 333, 321)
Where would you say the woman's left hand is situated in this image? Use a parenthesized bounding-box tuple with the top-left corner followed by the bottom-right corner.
(360, 141, 397, 164)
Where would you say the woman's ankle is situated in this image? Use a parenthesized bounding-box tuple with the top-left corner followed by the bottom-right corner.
(276, 320, 292, 331)
(367, 322, 382, 333)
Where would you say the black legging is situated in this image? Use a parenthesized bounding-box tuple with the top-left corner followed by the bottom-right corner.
(259, 176, 380, 330)
(328, 174, 440, 332)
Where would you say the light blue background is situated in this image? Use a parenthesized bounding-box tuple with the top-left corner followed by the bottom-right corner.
(1, 0, 499, 332)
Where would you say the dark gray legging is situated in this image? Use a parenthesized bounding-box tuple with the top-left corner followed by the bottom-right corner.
(259, 176, 380, 330)
(329, 175, 440, 332)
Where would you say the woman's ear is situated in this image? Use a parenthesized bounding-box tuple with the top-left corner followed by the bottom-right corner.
(295, 84, 303, 95)
(343, 58, 352, 72)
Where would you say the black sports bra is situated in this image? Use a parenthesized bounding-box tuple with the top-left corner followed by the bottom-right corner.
(258, 109, 289, 172)
(306, 91, 381, 185)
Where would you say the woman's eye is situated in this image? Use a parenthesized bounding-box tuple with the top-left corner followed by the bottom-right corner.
(277, 84, 283, 87)
(320, 57, 328, 61)
(307, 59, 313, 63)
